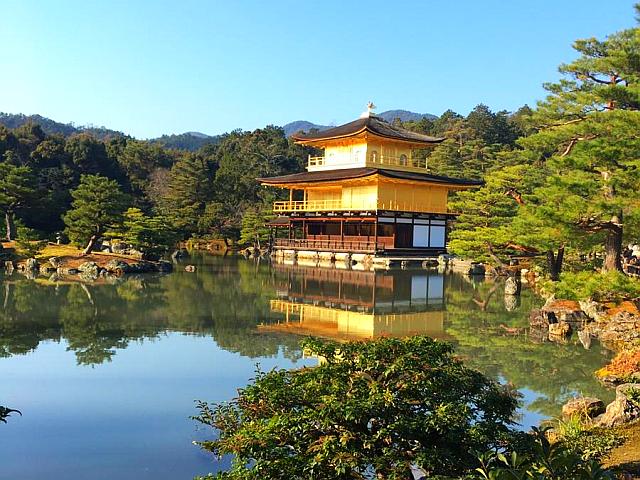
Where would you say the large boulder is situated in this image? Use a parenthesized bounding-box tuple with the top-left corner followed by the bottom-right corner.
(562, 396, 605, 419)
(504, 276, 521, 296)
(596, 383, 640, 428)
(105, 259, 130, 275)
(48, 257, 63, 268)
(541, 299, 589, 325)
(25, 258, 38, 271)
(549, 321, 572, 337)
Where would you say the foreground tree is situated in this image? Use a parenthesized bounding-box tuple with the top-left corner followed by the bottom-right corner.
(194, 336, 518, 479)
(521, 20, 640, 272)
(0, 162, 35, 240)
(63, 175, 128, 254)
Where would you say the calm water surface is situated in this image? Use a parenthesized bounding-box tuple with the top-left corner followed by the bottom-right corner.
(0, 254, 615, 479)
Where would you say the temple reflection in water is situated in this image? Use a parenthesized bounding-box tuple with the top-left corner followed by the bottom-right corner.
(261, 262, 448, 340)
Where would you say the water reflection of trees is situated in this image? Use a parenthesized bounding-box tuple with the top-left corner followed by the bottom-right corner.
(0, 258, 616, 418)
(0, 257, 302, 365)
(442, 275, 615, 417)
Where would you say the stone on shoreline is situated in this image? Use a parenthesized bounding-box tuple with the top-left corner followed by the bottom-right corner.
(549, 321, 572, 337)
(596, 383, 640, 428)
(562, 396, 605, 419)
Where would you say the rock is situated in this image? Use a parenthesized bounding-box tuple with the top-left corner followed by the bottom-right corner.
(48, 257, 62, 268)
(78, 261, 99, 276)
(185, 265, 196, 272)
(578, 330, 592, 350)
(562, 396, 605, 419)
(504, 276, 521, 296)
(4, 260, 15, 273)
(529, 308, 549, 328)
(596, 383, 640, 428)
(504, 294, 519, 312)
(579, 299, 607, 322)
(469, 263, 486, 276)
(111, 241, 127, 254)
(105, 259, 130, 275)
(39, 263, 56, 274)
(25, 258, 38, 270)
(549, 321, 572, 337)
(541, 299, 589, 325)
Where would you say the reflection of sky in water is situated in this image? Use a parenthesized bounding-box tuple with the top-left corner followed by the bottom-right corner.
(1, 335, 315, 480)
(0, 256, 615, 478)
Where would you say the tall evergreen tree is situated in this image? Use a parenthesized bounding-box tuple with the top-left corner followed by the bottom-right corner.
(63, 174, 128, 254)
(0, 163, 35, 241)
(520, 22, 640, 272)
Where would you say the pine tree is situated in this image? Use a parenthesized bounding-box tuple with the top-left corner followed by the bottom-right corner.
(0, 162, 35, 241)
(63, 174, 128, 254)
(520, 22, 640, 272)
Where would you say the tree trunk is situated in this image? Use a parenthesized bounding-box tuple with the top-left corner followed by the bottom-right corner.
(5, 211, 15, 241)
(602, 225, 623, 272)
(546, 246, 565, 281)
(82, 235, 99, 256)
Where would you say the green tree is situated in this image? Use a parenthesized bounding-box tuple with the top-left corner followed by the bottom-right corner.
(63, 174, 128, 254)
(520, 19, 640, 272)
(0, 162, 35, 240)
(194, 336, 518, 479)
(116, 207, 176, 257)
(159, 153, 213, 236)
(239, 207, 271, 248)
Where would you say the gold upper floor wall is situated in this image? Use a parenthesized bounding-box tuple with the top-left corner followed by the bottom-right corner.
(307, 135, 432, 173)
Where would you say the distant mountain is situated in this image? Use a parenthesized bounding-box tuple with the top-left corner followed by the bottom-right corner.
(282, 110, 437, 137)
(378, 109, 437, 123)
(0, 112, 126, 140)
(151, 132, 222, 151)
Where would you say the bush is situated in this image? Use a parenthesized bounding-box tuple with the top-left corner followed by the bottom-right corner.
(541, 271, 640, 302)
(474, 427, 615, 479)
(193, 336, 519, 479)
(596, 348, 640, 382)
(15, 226, 47, 258)
(552, 416, 622, 461)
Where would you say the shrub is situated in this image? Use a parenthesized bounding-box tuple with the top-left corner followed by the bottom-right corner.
(193, 336, 519, 479)
(541, 271, 640, 302)
(15, 226, 47, 258)
(596, 348, 640, 382)
(474, 427, 615, 479)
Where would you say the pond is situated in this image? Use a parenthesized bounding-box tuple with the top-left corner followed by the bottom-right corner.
(0, 254, 615, 479)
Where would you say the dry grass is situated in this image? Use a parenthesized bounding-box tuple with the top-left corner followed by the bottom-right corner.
(603, 422, 640, 478)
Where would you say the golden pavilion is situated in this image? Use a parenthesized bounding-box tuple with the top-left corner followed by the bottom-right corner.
(259, 103, 482, 258)
(259, 263, 449, 341)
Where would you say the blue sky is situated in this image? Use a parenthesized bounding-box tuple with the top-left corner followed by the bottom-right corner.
(0, 1, 636, 138)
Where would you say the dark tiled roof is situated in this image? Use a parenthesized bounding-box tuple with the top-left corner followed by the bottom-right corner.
(258, 167, 483, 186)
(291, 116, 444, 144)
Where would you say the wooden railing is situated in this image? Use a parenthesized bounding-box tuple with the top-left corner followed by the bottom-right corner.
(272, 199, 446, 214)
(273, 238, 385, 253)
(306, 153, 428, 171)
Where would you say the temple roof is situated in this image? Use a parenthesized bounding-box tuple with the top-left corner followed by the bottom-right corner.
(290, 115, 444, 145)
(258, 167, 483, 187)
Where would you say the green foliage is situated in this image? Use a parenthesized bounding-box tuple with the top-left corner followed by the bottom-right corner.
(15, 226, 47, 258)
(474, 427, 615, 479)
(552, 416, 622, 461)
(114, 208, 176, 257)
(0, 406, 21, 424)
(63, 174, 128, 249)
(239, 208, 272, 247)
(0, 162, 35, 239)
(193, 336, 519, 479)
(540, 271, 640, 302)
